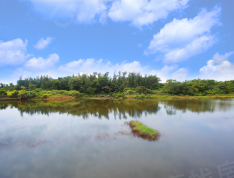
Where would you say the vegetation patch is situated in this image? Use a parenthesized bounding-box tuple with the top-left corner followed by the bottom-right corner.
(129, 120, 159, 141)
(1, 73, 234, 102)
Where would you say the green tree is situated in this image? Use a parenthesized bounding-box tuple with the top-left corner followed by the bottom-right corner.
(68, 78, 83, 91)
(86, 87, 96, 95)
(29, 84, 36, 91)
(0, 89, 7, 96)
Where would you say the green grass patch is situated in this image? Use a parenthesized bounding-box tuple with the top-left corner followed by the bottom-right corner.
(129, 120, 159, 140)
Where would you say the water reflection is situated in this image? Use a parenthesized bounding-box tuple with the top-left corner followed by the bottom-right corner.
(0, 103, 8, 110)
(5, 99, 161, 119)
(160, 99, 233, 115)
(2, 99, 233, 118)
(0, 99, 234, 178)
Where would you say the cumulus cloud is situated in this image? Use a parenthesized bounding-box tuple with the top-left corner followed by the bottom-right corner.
(58, 58, 148, 74)
(25, 0, 109, 24)
(34, 37, 53, 50)
(12, 68, 32, 80)
(171, 67, 189, 81)
(145, 6, 221, 63)
(108, 0, 189, 27)
(0, 38, 28, 66)
(25, 53, 60, 70)
(150, 65, 189, 82)
(199, 52, 234, 81)
(21, 0, 189, 27)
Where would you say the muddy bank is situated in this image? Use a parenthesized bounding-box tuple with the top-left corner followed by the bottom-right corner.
(0, 98, 19, 101)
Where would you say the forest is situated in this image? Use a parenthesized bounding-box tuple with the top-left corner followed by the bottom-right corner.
(0, 72, 234, 99)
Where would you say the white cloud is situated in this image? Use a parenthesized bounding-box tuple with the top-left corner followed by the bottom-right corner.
(171, 67, 189, 81)
(2, 54, 191, 84)
(22, 0, 189, 27)
(145, 6, 221, 63)
(26, 0, 108, 24)
(108, 0, 189, 27)
(0, 38, 28, 66)
(34, 37, 53, 50)
(12, 68, 32, 81)
(58, 58, 148, 74)
(59, 58, 190, 82)
(25, 53, 60, 70)
(150, 65, 189, 82)
(199, 52, 234, 81)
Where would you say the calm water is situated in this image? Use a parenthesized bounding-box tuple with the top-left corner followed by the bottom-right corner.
(0, 99, 234, 178)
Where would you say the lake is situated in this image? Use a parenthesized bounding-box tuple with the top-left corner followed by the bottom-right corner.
(0, 99, 234, 178)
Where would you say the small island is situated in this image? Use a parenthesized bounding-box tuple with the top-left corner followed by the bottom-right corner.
(129, 120, 159, 141)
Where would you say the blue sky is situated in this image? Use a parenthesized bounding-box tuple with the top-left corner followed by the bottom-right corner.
(0, 0, 234, 84)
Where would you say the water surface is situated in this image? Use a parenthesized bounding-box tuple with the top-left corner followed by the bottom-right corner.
(0, 99, 234, 178)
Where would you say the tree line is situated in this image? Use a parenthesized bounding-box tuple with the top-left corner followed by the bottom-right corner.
(0, 72, 234, 96)
(0, 72, 161, 95)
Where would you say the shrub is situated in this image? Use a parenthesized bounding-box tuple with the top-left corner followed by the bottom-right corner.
(0, 89, 7, 96)
(35, 88, 43, 92)
(58, 90, 67, 94)
(146, 89, 153, 94)
(135, 95, 145, 99)
(86, 87, 96, 95)
(126, 90, 134, 95)
(42, 94, 48, 99)
(26, 91, 37, 99)
(69, 91, 80, 98)
(114, 93, 125, 98)
(11, 90, 19, 98)
(136, 86, 147, 94)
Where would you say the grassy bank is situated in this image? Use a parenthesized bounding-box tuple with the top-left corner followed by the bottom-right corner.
(128, 94, 234, 99)
(4, 89, 80, 100)
(129, 120, 159, 141)
(1, 89, 234, 101)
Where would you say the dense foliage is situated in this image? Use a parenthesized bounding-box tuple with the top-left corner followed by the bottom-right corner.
(163, 79, 234, 95)
(0, 72, 234, 98)
(1, 72, 161, 94)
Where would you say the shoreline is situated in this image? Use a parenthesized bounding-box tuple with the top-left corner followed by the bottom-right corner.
(0, 98, 20, 101)
(1, 95, 234, 102)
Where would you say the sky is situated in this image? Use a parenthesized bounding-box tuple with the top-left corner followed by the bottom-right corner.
(0, 0, 234, 84)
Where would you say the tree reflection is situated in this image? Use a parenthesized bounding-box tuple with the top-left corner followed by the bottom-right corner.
(160, 99, 233, 115)
(0, 103, 9, 110)
(9, 99, 161, 120)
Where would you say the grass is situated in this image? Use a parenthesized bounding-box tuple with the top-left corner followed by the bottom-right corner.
(129, 120, 159, 140)
(126, 94, 234, 100)
(3, 89, 234, 101)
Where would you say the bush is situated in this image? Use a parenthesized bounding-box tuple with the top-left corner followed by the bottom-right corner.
(58, 90, 67, 94)
(0, 89, 7, 96)
(126, 90, 134, 95)
(135, 95, 145, 99)
(114, 93, 125, 98)
(136, 86, 147, 94)
(26, 91, 37, 99)
(42, 94, 48, 99)
(123, 88, 133, 92)
(11, 90, 19, 98)
(18, 91, 37, 99)
(146, 89, 153, 94)
(86, 87, 96, 95)
(68, 91, 80, 98)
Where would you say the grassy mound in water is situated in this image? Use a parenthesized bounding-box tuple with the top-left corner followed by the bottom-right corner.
(129, 121, 159, 140)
